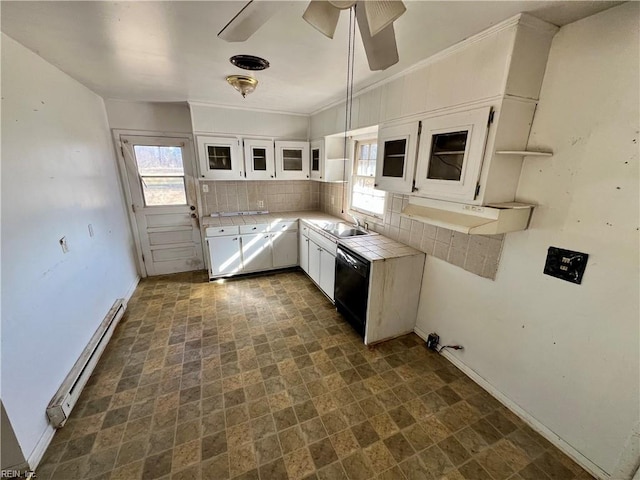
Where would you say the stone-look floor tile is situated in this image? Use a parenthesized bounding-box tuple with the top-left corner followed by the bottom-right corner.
(419, 444, 454, 478)
(403, 423, 434, 452)
(110, 459, 144, 480)
(384, 433, 415, 463)
(284, 447, 316, 480)
(330, 429, 360, 459)
(33, 272, 595, 480)
(201, 453, 229, 480)
(309, 438, 339, 469)
(439, 435, 471, 467)
(363, 441, 396, 472)
(377, 465, 405, 480)
(143, 451, 173, 479)
(279, 426, 306, 455)
(341, 451, 375, 480)
(458, 459, 493, 480)
(228, 442, 257, 478)
(259, 457, 289, 480)
(317, 461, 348, 480)
(255, 433, 282, 466)
(173, 439, 202, 471)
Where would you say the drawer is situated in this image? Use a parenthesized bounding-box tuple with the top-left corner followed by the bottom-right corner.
(205, 225, 239, 237)
(309, 229, 337, 255)
(271, 221, 298, 233)
(240, 223, 269, 234)
(300, 222, 311, 238)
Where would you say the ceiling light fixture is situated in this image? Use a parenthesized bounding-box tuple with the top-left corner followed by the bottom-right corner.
(226, 74, 258, 98)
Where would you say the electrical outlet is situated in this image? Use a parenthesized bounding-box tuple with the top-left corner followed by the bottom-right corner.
(426, 333, 439, 350)
(257, 200, 264, 208)
(202, 184, 209, 193)
(88, 224, 94, 237)
(59, 236, 69, 253)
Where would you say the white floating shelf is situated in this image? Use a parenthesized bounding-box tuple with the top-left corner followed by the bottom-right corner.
(496, 150, 553, 156)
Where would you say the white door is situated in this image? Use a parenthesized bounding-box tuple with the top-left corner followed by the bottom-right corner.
(275, 141, 310, 180)
(241, 234, 273, 272)
(196, 135, 243, 180)
(208, 235, 242, 276)
(308, 240, 321, 284)
(375, 121, 420, 193)
(272, 231, 298, 268)
(319, 249, 336, 301)
(300, 233, 310, 274)
(310, 140, 323, 181)
(121, 135, 204, 276)
(244, 139, 275, 180)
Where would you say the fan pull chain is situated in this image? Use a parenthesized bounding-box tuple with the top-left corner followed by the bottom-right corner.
(341, 6, 356, 214)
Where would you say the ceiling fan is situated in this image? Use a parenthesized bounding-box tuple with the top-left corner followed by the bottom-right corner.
(218, 0, 407, 71)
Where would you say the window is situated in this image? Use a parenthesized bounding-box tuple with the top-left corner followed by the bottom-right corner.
(350, 140, 385, 216)
(133, 145, 187, 206)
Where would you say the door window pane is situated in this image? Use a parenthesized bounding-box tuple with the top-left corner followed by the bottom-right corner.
(252, 148, 267, 171)
(283, 149, 303, 171)
(140, 177, 187, 206)
(207, 145, 232, 170)
(312, 149, 320, 171)
(427, 131, 467, 181)
(134, 146, 184, 175)
(133, 145, 188, 206)
(381, 139, 406, 178)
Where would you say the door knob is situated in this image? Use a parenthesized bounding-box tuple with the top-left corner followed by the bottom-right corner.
(191, 213, 197, 218)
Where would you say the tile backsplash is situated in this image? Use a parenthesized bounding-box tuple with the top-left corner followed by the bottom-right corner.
(318, 182, 504, 279)
(200, 180, 319, 216)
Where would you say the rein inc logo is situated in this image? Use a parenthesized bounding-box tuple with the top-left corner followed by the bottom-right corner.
(1, 471, 36, 478)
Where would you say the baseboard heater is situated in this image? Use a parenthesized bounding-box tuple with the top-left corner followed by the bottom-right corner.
(46, 299, 127, 428)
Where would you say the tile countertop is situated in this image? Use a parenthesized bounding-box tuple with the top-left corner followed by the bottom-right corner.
(201, 211, 422, 262)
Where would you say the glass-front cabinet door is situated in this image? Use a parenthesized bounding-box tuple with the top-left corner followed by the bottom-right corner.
(309, 140, 323, 181)
(374, 121, 420, 193)
(196, 135, 242, 180)
(414, 106, 492, 202)
(244, 139, 275, 180)
(275, 141, 310, 180)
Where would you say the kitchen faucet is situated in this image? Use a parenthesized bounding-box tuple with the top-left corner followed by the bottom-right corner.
(350, 214, 361, 228)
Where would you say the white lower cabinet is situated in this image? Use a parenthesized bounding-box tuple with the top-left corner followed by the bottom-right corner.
(300, 223, 337, 301)
(299, 233, 310, 274)
(272, 231, 298, 268)
(207, 235, 242, 276)
(206, 221, 298, 279)
(240, 233, 273, 272)
(318, 248, 336, 302)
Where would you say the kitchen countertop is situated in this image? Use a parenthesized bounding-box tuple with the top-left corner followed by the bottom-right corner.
(201, 210, 422, 262)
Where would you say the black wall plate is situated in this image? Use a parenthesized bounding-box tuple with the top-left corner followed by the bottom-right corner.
(543, 247, 589, 284)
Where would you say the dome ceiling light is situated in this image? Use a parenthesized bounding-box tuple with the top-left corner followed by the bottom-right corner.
(226, 74, 258, 98)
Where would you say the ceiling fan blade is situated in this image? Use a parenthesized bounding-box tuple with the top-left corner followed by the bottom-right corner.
(218, 0, 283, 42)
(328, 0, 357, 9)
(363, 0, 406, 37)
(356, 2, 399, 71)
(303, 1, 341, 39)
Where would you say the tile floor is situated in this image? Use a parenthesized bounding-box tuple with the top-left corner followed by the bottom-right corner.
(36, 270, 594, 480)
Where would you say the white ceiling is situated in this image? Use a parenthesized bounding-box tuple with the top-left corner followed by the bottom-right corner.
(1, 1, 620, 114)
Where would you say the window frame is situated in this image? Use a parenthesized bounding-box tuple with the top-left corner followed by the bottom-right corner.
(349, 138, 386, 219)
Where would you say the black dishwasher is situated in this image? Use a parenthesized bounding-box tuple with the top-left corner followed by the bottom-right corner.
(335, 246, 371, 338)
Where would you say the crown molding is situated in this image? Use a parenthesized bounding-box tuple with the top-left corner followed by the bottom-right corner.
(187, 101, 310, 117)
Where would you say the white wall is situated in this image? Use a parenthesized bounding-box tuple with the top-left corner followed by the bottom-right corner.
(190, 103, 309, 139)
(1, 34, 139, 464)
(415, 3, 639, 477)
(104, 99, 192, 133)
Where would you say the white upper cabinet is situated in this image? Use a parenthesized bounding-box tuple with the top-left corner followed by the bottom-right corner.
(374, 121, 420, 193)
(309, 137, 348, 183)
(309, 140, 323, 181)
(244, 139, 275, 180)
(196, 135, 242, 180)
(414, 106, 492, 202)
(275, 141, 310, 180)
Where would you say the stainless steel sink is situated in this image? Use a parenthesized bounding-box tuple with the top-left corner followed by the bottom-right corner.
(323, 222, 369, 238)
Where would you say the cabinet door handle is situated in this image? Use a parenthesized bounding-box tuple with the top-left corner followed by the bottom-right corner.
(264, 236, 269, 239)
(317, 247, 322, 251)
(232, 237, 238, 241)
